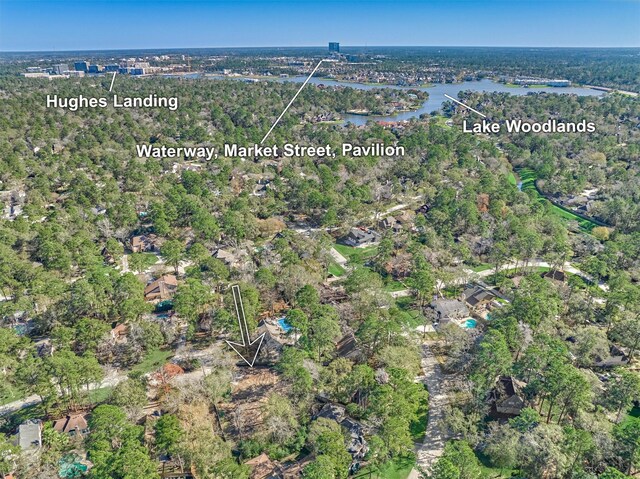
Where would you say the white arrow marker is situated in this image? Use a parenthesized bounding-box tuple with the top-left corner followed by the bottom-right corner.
(109, 72, 117, 92)
(260, 59, 324, 144)
(444, 93, 486, 118)
(226, 285, 266, 367)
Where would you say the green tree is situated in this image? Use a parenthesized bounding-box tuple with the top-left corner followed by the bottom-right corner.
(154, 414, 183, 455)
(470, 330, 512, 394)
(408, 256, 435, 310)
(109, 379, 148, 415)
(428, 457, 460, 479)
(303, 455, 337, 479)
(308, 305, 342, 361)
(0, 433, 19, 475)
(114, 273, 149, 322)
(439, 440, 482, 479)
(174, 278, 214, 326)
(161, 240, 185, 274)
(613, 417, 640, 474)
(607, 370, 640, 422)
(307, 418, 351, 479)
(277, 347, 313, 398)
(286, 308, 309, 342)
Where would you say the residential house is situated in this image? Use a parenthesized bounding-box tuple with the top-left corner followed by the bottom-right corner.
(144, 275, 178, 302)
(256, 320, 288, 363)
(213, 248, 247, 269)
(378, 216, 402, 233)
(431, 299, 469, 325)
(595, 344, 630, 368)
(130, 234, 161, 253)
(316, 403, 368, 460)
(341, 228, 380, 248)
(16, 420, 42, 451)
(395, 210, 415, 228)
(489, 376, 527, 418)
(280, 455, 314, 479)
(244, 453, 279, 479)
(416, 204, 431, 215)
(335, 332, 364, 362)
(52, 414, 90, 438)
(462, 285, 497, 311)
(384, 252, 412, 279)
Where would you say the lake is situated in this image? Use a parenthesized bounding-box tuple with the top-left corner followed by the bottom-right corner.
(170, 73, 605, 125)
(293, 77, 603, 125)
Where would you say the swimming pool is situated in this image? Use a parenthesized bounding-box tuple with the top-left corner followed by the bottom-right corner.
(278, 318, 293, 333)
(463, 319, 478, 329)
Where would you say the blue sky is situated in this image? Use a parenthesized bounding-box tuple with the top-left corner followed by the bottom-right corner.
(1, 0, 639, 51)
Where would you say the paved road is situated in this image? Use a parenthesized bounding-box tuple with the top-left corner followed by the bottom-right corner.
(393, 259, 607, 298)
(0, 370, 127, 417)
(472, 259, 608, 291)
(408, 341, 453, 478)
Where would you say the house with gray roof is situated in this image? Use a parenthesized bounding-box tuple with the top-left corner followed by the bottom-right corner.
(431, 299, 469, 324)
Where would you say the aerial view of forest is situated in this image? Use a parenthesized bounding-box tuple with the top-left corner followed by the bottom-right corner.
(0, 1, 639, 479)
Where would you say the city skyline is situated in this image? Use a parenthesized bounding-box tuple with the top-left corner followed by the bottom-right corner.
(1, 0, 639, 52)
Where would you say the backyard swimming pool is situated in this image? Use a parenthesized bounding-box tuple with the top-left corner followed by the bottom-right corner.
(463, 319, 478, 329)
(278, 317, 293, 333)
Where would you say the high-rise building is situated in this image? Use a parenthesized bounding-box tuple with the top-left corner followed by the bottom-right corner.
(88, 65, 103, 73)
(74, 61, 89, 72)
(52, 64, 69, 75)
(104, 64, 119, 72)
(329, 42, 340, 53)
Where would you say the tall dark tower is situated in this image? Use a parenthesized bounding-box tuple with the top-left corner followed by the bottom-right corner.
(329, 42, 340, 53)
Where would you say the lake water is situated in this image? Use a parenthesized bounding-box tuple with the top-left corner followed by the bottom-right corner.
(172, 73, 604, 125)
(293, 77, 603, 125)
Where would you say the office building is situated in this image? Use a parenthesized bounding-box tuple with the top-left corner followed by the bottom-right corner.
(52, 64, 69, 75)
(104, 64, 119, 72)
(329, 42, 340, 53)
(88, 64, 103, 74)
(74, 61, 88, 72)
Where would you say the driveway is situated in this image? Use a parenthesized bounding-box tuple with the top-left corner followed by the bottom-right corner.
(408, 341, 453, 478)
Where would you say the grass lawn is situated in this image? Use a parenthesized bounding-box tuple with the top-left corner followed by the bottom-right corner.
(130, 348, 174, 376)
(355, 456, 416, 479)
(396, 295, 414, 309)
(476, 450, 516, 477)
(0, 403, 44, 434)
(334, 244, 378, 265)
(384, 279, 407, 292)
(430, 115, 451, 127)
(471, 262, 493, 273)
(0, 386, 24, 406)
(87, 386, 113, 404)
(518, 168, 598, 232)
(328, 262, 346, 277)
(507, 172, 517, 186)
